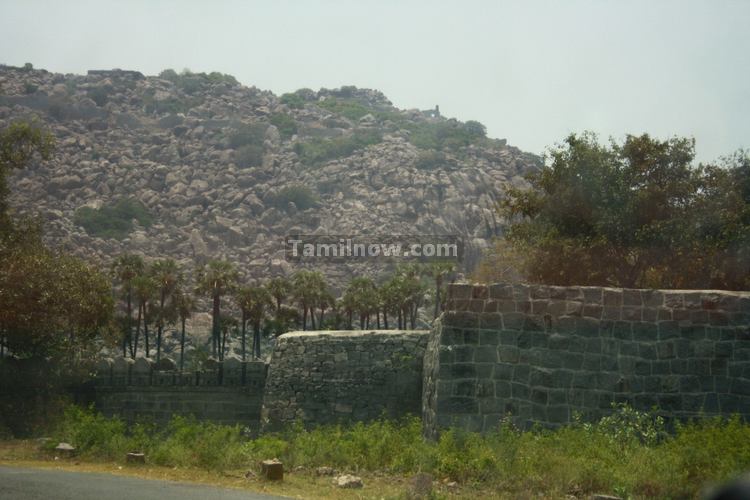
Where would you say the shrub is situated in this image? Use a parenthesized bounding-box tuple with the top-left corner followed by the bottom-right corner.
(269, 113, 298, 139)
(294, 129, 382, 164)
(23, 82, 38, 95)
(279, 92, 307, 110)
(228, 123, 267, 149)
(407, 119, 487, 150)
(268, 185, 318, 211)
(317, 97, 373, 121)
(149, 416, 246, 471)
(234, 144, 264, 168)
(55, 405, 129, 460)
(87, 85, 112, 107)
(74, 198, 153, 239)
(158, 69, 238, 94)
(414, 150, 456, 170)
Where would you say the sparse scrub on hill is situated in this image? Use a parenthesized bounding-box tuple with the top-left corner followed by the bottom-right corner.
(234, 144, 264, 168)
(406, 119, 487, 150)
(269, 112, 298, 139)
(45, 404, 750, 498)
(158, 69, 238, 94)
(227, 123, 267, 149)
(267, 185, 318, 211)
(74, 198, 153, 239)
(279, 90, 311, 109)
(294, 129, 382, 164)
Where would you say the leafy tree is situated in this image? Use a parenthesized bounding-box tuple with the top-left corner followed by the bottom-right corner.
(195, 260, 238, 357)
(0, 121, 54, 226)
(0, 230, 113, 360)
(499, 132, 750, 289)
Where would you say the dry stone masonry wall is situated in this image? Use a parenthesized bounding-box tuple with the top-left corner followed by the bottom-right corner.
(423, 283, 750, 436)
(261, 330, 429, 430)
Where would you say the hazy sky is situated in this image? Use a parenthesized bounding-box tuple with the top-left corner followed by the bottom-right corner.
(1, 0, 748, 163)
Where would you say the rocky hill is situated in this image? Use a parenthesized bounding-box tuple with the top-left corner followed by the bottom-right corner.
(0, 64, 540, 290)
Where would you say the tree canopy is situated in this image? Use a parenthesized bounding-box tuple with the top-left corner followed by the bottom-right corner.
(497, 133, 750, 290)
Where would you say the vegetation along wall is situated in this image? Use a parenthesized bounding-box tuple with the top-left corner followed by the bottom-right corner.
(423, 283, 750, 437)
(261, 330, 429, 431)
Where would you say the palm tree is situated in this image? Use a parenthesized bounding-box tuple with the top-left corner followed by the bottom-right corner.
(131, 273, 157, 358)
(427, 262, 455, 319)
(291, 270, 326, 330)
(150, 259, 182, 363)
(316, 288, 335, 329)
(266, 276, 291, 317)
(195, 260, 238, 357)
(248, 287, 272, 358)
(174, 288, 195, 372)
(111, 254, 144, 357)
(344, 277, 378, 329)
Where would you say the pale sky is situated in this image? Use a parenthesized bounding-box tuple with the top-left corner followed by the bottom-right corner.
(1, 0, 748, 163)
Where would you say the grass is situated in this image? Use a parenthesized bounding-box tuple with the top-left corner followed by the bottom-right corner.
(6, 404, 750, 499)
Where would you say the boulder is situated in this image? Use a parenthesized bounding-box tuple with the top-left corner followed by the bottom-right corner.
(334, 474, 363, 489)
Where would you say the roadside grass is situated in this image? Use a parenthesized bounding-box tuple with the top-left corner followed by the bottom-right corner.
(2, 404, 750, 499)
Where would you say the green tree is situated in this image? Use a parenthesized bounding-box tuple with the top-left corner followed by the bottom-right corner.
(426, 262, 456, 319)
(266, 276, 292, 315)
(291, 270, 327, 330)
(235, 285, 272, 360)
(343, 277, 379, 329)
(131, 273, 157, 358)
(0, 121, 54, 226)
(500, 132, 750, 289)
(150, 259, 182, 362)
(111, 254, 144, 357)
(195, 260, 238, 357)
(173, 287, 196, 372)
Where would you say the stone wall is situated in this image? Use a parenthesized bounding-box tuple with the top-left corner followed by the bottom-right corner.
(423, 283, 750, 436)
(93, 357, 266, 427)
(261, 330, 429, 431)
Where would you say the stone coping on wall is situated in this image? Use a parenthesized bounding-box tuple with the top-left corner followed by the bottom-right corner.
(279, 329, 430, 338)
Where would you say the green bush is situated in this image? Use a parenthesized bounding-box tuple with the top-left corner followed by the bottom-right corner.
(318, 97, 373, 121)
(234, 144, 264, 168)
(268, 185, 318, 211)
(23, 82, 38, 95)
(294, 129, 382, 164)
(228, 123, 267, 149)
(158, 69, 238, 94)
(407, 119, 486, 150)
(279, 92, 307, 110)
(269, 113, 298, 139)
(74, 198, 153, 239)
(47, 404, 750, 498)
(414, 150, 456, 170)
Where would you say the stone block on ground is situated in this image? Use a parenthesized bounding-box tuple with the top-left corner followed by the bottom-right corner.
(126, 452, 146, 464)
(260, 458, 283, 480)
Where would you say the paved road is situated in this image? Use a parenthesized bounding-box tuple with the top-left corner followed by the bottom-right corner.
(0, 466, 286, 500)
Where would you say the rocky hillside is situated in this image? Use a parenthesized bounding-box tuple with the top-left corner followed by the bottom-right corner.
(0, 64, 540, 290)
